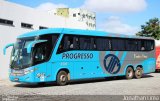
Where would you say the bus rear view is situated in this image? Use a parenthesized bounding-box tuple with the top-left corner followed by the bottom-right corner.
(4, 28, 156, 86)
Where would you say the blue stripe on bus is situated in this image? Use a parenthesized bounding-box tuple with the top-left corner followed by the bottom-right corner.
(106, 51, 110, 55)
(115, 51, 119, 56)
(120, 52, 127, 65)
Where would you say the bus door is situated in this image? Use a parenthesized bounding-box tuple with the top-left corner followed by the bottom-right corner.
(33, 43, 47, 82)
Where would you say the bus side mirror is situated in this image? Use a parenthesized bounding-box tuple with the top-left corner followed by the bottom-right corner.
(3, 43, 14, 55)
(27, 40, 47, 53)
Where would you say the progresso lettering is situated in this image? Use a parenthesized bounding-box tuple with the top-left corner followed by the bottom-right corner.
(62, 53, 93, 59)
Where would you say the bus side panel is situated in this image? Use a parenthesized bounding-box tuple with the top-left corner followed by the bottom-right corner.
(99, 51, 128, 77)
(73, 61, 106, 79)
(73, 51, 108, 79)
(120, 51, 156, 74)
(99, 50, 155, 76)
(54, 51, 107, 80)
(51, 50, 155, 81)
(50, 61, 74, 81)
(139, 58, 156, 73)
(34, 63, 47, 82)
(46, 62, 53, 81)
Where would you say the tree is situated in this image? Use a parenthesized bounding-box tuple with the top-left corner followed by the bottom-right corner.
(136, 18, 160, 40)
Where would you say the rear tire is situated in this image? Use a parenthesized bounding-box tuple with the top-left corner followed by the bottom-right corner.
(135, 67, 143, 79)
(56, 71, 68, 86)
(125, 67, 134, 79)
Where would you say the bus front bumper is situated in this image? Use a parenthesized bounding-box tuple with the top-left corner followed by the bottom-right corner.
(9, 73, 35, 83)
(9, 68, 35, 83)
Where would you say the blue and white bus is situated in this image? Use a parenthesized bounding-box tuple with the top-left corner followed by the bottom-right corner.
(4, 28, 156, 86)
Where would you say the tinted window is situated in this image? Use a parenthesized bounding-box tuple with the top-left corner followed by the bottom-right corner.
(57, 35, 95, 53)
(57, 35, 80, 53)
(126, 40, 137, 51)
(57, 34, 154, 53)
(126, 39, 154, 51)
(141, 40, 154, 51)
(79, 37, 94, 50)
(33, 34, 59, 65)
(112, 39, 125, 51)
(96, 38, 110, 51)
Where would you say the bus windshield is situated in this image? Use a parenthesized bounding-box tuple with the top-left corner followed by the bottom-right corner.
(10, 34, 59, 69)
(10, 37, 35, 69)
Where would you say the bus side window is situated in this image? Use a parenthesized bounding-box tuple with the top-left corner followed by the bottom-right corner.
(96, 38, 110, 51)
(73, 37, 79, 49)
(137, 40, 142, 51)
(57, 36, 67, 53)
(112, 38, 125, 51)
(91, 38, 95, 50)
(33, 43, 47, 64)
(64, 36, 70, 50)
(141, 40, 154, 51)
(58, 35, 75, 53)
(147, 40, 154, 51)
(39, 34, 58, 60)
(126, 40, 137, 51)
(79, 37, 94, 50)
(150, 40, 154, 50)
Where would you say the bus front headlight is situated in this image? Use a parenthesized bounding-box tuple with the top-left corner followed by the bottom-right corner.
(24, 68, 37, 75)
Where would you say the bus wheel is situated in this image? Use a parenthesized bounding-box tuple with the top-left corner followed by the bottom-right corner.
(125, 67, 134, 79)
(135, 67, 143, 79)
(56, 71, 68, 86)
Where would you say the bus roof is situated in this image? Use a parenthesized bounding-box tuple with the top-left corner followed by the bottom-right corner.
(18, 28, 154, 40)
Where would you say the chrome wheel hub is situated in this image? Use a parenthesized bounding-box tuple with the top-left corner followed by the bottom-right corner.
(137, 70, 141, 76)
(60, 75, 66, 82)
(128, 70, 133, 77)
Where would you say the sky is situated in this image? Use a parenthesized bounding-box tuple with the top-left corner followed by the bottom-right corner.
(6, 0, 160, 35)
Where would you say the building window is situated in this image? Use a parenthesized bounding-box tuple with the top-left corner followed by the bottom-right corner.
(39, 26, 48, 29)
(86, 22, 88, 25)
(93, 17, 96, 20)
(93, 24, 96, 28)
(86, 14, 88, 18)
(78, 13, 80, 15)
(0, 18, 14, 26)
(21, 22, 33, 29)
(82, 14, 85, 18)
(73, 14, 76, 17)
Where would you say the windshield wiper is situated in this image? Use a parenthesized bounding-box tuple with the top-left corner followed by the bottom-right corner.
(10, 49, 21, 69)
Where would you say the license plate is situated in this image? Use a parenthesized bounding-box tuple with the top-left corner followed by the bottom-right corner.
(12, 70, 24, 74)
(14, 78, 19, 81)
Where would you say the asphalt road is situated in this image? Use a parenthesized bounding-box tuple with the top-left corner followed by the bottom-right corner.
(0, 73, 160, 95)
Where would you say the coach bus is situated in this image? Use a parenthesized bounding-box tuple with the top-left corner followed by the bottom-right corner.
(3, 28, 155, 86)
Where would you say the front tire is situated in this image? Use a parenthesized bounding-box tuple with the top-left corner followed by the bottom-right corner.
(125, 67, 134, 79)
(56, 71, 68, 86)
(135, 67, 143, 79)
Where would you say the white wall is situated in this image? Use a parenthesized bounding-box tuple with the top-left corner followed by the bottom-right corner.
(0, 1, 88, 80)
(50, 8, 96, 30)
(69, 8, 96, 30)
(155, 40, 160, 47)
